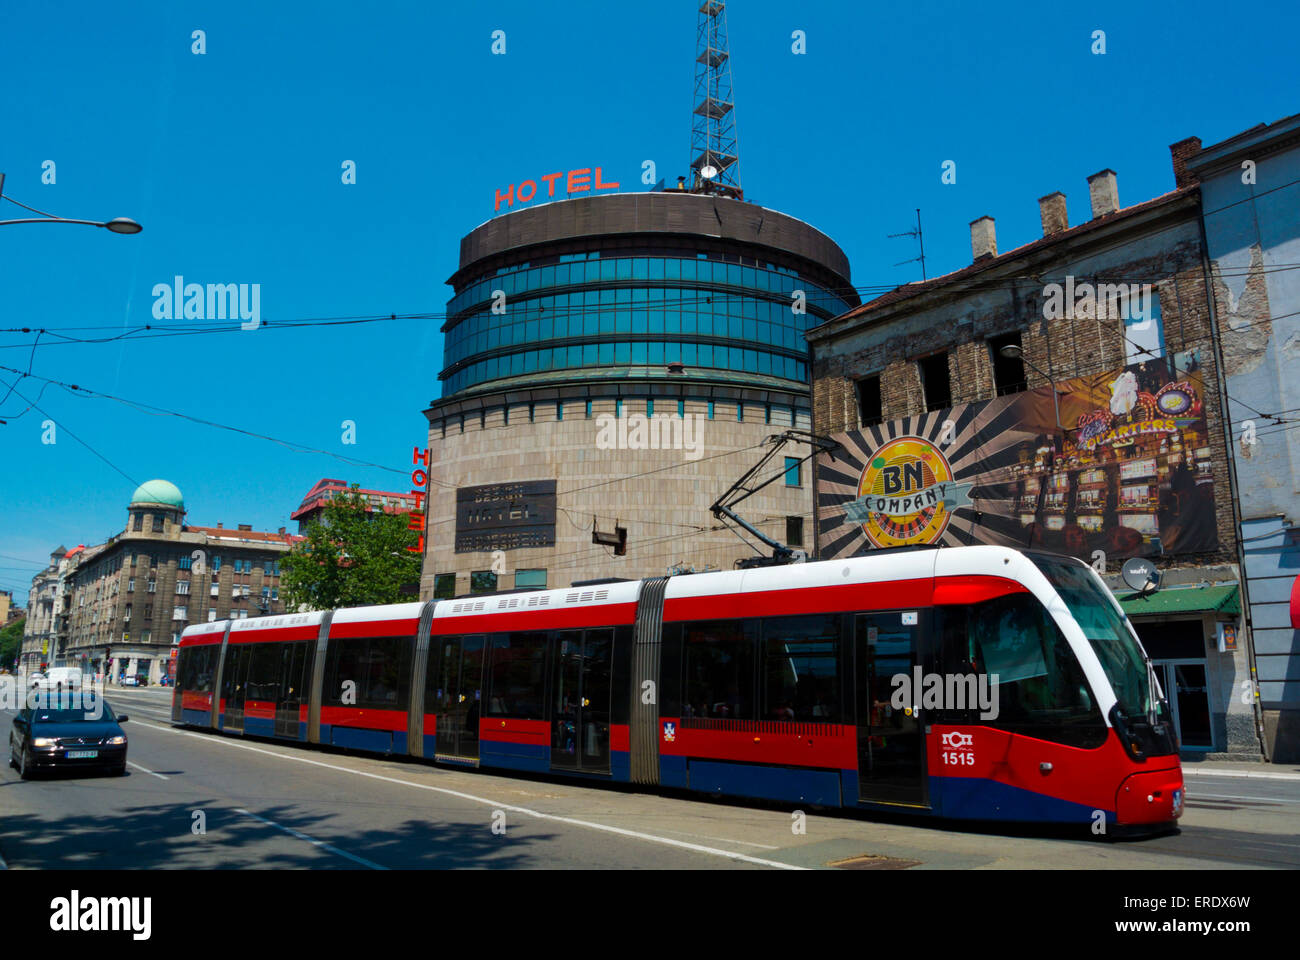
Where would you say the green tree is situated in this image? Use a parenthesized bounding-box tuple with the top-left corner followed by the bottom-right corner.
(280, 485, 422, 611)
(0, 617, 26, 670)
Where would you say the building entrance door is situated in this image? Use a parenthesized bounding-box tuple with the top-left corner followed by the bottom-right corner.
(1156, 660, 1213, 750)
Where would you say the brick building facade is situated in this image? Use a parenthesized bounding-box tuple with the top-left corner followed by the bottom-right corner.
(41, 479, 298, 684)
(808, 145, 1261, 759)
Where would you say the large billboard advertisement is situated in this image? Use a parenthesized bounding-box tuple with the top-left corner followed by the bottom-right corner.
(817, 354, 1219, 562)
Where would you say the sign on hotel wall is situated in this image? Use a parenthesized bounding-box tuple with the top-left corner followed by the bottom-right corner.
(455, 480, 557, 552)
(817, 354, 1219, 562)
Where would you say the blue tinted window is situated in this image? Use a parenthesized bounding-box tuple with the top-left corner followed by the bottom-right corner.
(785, 457, 801, 487)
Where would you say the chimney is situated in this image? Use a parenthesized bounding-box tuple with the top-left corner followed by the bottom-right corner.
(1086, 169, 1119, 218)
(1038, 192, 1069, 236)
(1169, 136, 1202, 189)
(278, 526, 285, 535)
(970, 216, 997, 260)
(238, 523, 252, 532)
(216, 522, 222, 529)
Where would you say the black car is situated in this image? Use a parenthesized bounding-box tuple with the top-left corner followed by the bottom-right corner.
(8, 695, 129, 779)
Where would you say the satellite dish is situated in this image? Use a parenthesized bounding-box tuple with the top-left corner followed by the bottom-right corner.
(1121, 557, 1161, 594)
(700, 164, 718, 180)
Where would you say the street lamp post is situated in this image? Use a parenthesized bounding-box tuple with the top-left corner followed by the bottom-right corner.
(0, 173, 142, 233)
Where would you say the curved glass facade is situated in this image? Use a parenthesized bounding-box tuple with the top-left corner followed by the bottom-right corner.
(440, 251, 852, 398)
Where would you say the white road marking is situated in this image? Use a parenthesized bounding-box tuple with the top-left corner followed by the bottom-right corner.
(661, 829, 780, 850)
(234, 808, 387, 870)
(1183, 768, 1300, 782)
(131, 720, 805, 870)
(126, 760, 169, 781)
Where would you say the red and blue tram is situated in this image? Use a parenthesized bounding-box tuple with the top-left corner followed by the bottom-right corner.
(172, 545, 1184, 828)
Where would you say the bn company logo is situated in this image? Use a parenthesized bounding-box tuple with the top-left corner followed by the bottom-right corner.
(843, 437, 973, 548)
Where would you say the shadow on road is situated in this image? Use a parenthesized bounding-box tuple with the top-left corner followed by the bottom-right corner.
(0, 789, 556, 869)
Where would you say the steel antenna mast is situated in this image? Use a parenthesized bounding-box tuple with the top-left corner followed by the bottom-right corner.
(690, 1, 743, 200)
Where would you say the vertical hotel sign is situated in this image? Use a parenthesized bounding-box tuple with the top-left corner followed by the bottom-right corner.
(407, 447, 431, 554)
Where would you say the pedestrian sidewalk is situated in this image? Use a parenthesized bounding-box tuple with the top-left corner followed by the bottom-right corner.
(1181, 757, 1300, 781)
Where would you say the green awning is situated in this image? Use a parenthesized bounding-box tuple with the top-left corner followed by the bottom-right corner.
(1117, 584, 1240, 618)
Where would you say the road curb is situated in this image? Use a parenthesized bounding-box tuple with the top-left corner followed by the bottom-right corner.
(1182, 768, 1300, 782)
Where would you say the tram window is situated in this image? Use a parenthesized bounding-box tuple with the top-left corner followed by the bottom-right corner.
(761, 615, 840, 723)
(682, 620, 755, 721)
(246, 642, 282, 702)
(187, 646, 216, 694)
(326, 636, 414, 709)
(488, 632, 547, 719)
(939, 595, 1105, 747)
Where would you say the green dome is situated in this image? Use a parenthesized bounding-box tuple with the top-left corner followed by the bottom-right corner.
(129, 479, 184, 509)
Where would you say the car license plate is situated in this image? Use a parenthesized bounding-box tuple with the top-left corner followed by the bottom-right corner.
(1172, 788, 1184, 815)
(66, 750, 98, 759)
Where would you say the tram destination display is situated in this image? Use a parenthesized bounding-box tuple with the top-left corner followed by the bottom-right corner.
(455, 479, 557, 552)
(817, 353, 1220, 562)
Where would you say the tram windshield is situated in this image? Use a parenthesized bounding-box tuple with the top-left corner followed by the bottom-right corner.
(1031, 556, 1154, 720)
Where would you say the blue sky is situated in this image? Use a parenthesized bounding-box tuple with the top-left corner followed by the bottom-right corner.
(2, 0, 1297, 602)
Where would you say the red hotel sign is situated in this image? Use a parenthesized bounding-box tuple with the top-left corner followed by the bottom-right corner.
(495, 166, 620, 212)
(407, 446, 430, 555)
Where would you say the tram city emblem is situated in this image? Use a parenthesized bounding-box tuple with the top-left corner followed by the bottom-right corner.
(843, 436, 974, 548)
(662, 721, 676, 743)
(941, 731, 974, 751)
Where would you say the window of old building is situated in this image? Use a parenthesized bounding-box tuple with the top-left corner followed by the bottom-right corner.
(856, 374, 882, 427)
(919, 352, 951, 412)
(989, 332, 1028, 396)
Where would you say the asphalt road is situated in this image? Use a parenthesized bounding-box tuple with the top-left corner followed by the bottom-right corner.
(2, 679, 1298, 870)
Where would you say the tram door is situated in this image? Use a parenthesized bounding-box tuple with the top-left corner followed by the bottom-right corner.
(855, 612, 927, 806)
(221, 644, 250, 734)
(434, 635, 485, 760)
(275, 642, 311, 739)
(550, 629, 612, 774)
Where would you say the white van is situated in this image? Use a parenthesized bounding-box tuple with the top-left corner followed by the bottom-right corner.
(42, 667, 85, 690)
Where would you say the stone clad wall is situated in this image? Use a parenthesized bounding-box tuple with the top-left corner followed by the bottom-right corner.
(421, 396, 814, 596)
